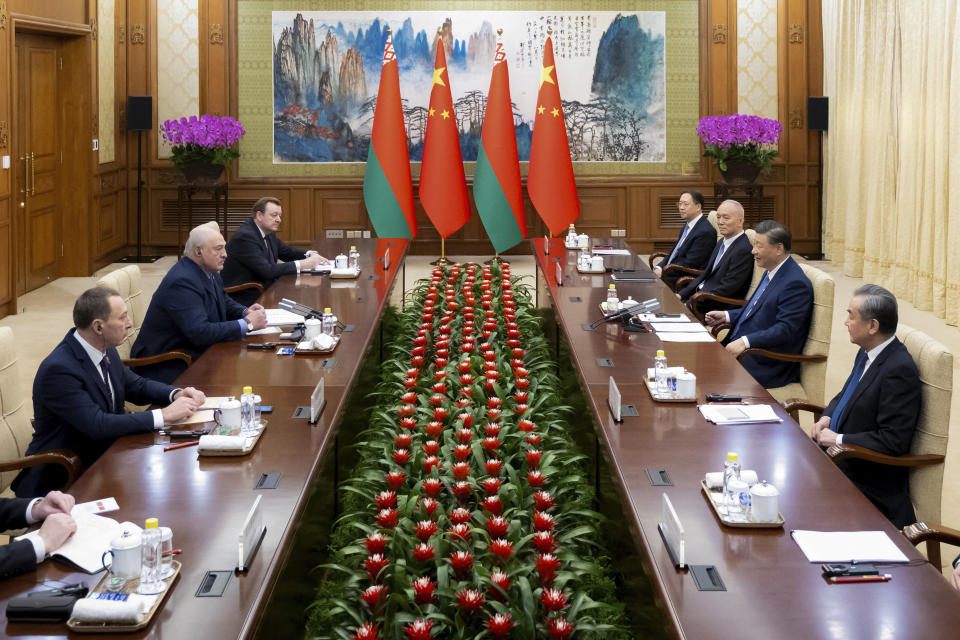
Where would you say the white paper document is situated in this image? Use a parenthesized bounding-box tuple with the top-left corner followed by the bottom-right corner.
(791, 530, 909, 563)
(168, 395, 234, 425)
(74, 497, 119, 515)
(591, 248, 631, 255)
(698, 404, 783, 424)
(247, 326, 281, 336)
(265, 308, 305, 326)
(638, 313, 688, 323)
(657, 332, 717, 343)
(17, 510, 141, 573)
(650, 322, 708, 333)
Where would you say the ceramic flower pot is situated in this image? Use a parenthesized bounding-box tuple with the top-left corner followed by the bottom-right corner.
(719, 159, 762, 184)
(179, 161, 225, 184)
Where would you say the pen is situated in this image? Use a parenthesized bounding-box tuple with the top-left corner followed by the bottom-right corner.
(831, 574, 891, 583)
(163, 440, 200, 452)
(162, 549, 182, 556)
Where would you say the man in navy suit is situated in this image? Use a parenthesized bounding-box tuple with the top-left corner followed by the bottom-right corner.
(678, 199, 754, 313)
(705, 220, 813, 388)
(222, 197, 329, 305)
(654, 190, 717, 291)
(131, 225, 268, 384)
(0, 491, 77, 579)
(14, 288, 204, 497)
(812, 285, 920, 528)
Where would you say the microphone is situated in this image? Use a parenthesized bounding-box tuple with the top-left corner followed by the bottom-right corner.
(279, 298, 324, 320)
(590, 298, 660, 329)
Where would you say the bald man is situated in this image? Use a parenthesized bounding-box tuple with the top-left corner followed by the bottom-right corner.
(131, 225, 268, 383)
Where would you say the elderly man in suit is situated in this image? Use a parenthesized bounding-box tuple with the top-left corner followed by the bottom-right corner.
(705, 220, 813, 388)
(14, 288, 203, 497)
(0, 492, 76, 579)
(653, 190, 717, 291)
(811, 285, 921, 528)
(221, 197, 329, 305)
(131, 224, 268, 384)
(677, 199, 754, 313)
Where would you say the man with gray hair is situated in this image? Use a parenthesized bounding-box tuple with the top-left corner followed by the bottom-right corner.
(811, 284, 921, 528)
(131, 224, 267, 383)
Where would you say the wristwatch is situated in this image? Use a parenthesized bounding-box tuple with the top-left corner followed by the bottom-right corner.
(246, 321, 254, 332)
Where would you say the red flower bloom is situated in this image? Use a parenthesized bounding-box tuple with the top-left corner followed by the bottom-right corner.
(392, 449, 410, 465)
(486, 408, 502, 422)
(516, 378, 530, 390)
(483, 361, 498, 372)
(536, 553, 561, 585)
(525, 434, 542, 446)
(456, 428, 473, 444)
(457, 413, 474, 428)
(526, 449, 542, 468)
(487, 396, 502, 409)
(448, 523, 472, 542)
(399, 405, 415, 418)
(506, 339, 521, 348)
(510, 359, 525, 370)
(413, 520, 438, 541)
(485, 458, 504, 476)
(514, 367, 529, 378)
(374, 491, 396, 509)
(452, 462, 471, 480)
(433, 407, 448, 421)
(546, 617, 574, 639)
(456, 398, 472, 409)
(411, 354, 425, 367)
(455, 588, 485, 615)
(486, 613, 514, 638)
(400, 417, 418, 431)
(458, 360, 472, 373)
(514, 391, 529, 403)
(384, 471, 406, 490)
(449, 550, 474, 578)
(353, 622, 381, 640)
(511, 348, 525, 358)
(395, 433, 413, 448)
(527, 470, 546, 487)
(488, 571, 512, 601)
(533, 511, 556, 532)
(433, 370, 447, 382)
(461, 343, 475, 353)
(488, 538, 514, 561)
(460, 373, 474, 385)
(419, 497, 439, 517)
(518, 419, 535, 432)
(485, 371, 500, 381)
(376, 509, 399, 529)
(482, 437, 500, 452)
(541, 587, 569, 612)
(434, 357, 448, 369)
(365, 532, 389, 554)
(403, 618, 433, 640)
(482, 495, 503, 515)
(412, 346, 426, 357)
(432, 382, 447, 394)
(363, 553, 389, 581)
(423, 455, 441, 473)
(533, 490, 556, 511)
(485, 515, 510, 538)
(361, 584, 387, 610)
(413, 543, 435, 563)
(484, 423, 502, 438)
(460, 386, 474, 398)
(515, 404, 528, 416)
(449, 507, 472, 525)
(401, 391, 417, 404)
(451, 480, 472, 500)
(429, 394, 444, 407)
(453, 444, 471, 461)
(404, 377, 418, 389)
(411, 576, 436, 605)
(425, 421, 443, 438)
(422, 478, 443, 497)
(532, 531, 557, 553)
(481, 477, 503, 495)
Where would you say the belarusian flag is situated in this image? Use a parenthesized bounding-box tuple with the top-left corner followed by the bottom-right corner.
(473, 33, 526, 253)
(419, 37, 471, 238)
(528, 36, 579, 236)
(363, 30, 416, 239)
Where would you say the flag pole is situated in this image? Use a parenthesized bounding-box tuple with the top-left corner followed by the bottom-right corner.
(430, 237, 449, 266)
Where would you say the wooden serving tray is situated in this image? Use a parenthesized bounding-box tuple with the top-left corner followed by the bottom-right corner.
(577, 265, 606, 274)
(701, 480, 784, 529)
(199, 421, 266, 457)
(66, 560, 181, 633)
(643, 377, 698, 403)
(295, 335, 340, 355)
(330, 268, 361, 279)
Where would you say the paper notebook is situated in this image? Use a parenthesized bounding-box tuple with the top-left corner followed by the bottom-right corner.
(17, 509, 141, 574)
(791, 530, 909, 563)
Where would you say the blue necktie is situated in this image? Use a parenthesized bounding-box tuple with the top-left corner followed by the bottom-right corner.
(710, 241, 726, 273)
(100, 356, 115, 412)
(830, 350, 867, 431)
(731, 272, 769, 337)
(666, 224, 690, 265)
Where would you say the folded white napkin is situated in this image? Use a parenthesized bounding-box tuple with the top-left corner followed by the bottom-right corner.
(72, 596, 148, 623)
(198, 435, 247, 452)
(705, 470, 759, 490)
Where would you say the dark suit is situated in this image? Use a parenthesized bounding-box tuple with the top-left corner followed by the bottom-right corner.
(0, 498, 39, 579)
(678, 233, 754, 313)
(826, 338, 920, 528)
(131, 257, 247, 384)
(222, 218, 307, 305)
(14, 329, 176, 497)
(657, 214, 716, 291)
(725, 256, 813, 388)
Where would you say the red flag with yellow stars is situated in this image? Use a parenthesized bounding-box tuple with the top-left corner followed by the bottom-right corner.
(418, 38, 471, 238)
(527, 35, 580, 236)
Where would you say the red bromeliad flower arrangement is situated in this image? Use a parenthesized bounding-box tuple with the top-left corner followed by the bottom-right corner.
(317, 263, 623, 639)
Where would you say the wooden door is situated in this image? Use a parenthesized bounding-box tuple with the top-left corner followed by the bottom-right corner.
(15, 34, 63, 293)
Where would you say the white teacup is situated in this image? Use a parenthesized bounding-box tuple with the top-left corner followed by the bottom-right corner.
(102, 529, 141, 583)
(304, 318, 323, 340)
(215, 399, 242, 434)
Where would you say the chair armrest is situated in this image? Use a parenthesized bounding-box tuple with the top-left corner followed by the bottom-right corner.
(647, 253, 667, 270)
(123, 351, 193, 368)
(0, 449, 83, 488)
(676, 276, 694, 290)
(710, 322, 731, 338)
(825, 442, 945, 468)
(224, 282, 264, 295)
(782, 398, 825, 421)
(662, 264, 704, 278)
(689, 292, 748, 321)
(902, 521, 960, 569)
(737, 348, 828, 364)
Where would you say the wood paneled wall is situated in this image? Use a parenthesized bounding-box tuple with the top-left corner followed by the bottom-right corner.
(0, 0, 824, 317)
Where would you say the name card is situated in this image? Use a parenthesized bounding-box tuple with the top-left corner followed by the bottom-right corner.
(544, 235, 550, 255)
(608, 376, 622, 422)
(310, 377, 326, 423)
(555, 261, 562, 286)
(237, 495, 266, 572)
(383, 248, 390, 271)
(658, 493, 686, 569)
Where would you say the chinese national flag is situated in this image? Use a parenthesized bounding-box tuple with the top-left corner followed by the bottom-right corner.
(527, 36, 579, 236)
(418, 40, 470, 238)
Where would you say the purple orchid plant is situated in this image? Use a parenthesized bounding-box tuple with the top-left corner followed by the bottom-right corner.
(696, 114, 783, 174)
(159, 114, 246, 170)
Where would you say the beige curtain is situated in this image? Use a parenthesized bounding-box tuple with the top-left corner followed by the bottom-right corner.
(823, 0, 960, 325)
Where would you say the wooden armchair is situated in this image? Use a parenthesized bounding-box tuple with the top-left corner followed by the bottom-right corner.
(649, 211, 720, 292)
(0, 328, 81, 498)
(96, 265, 193, 369)
(686, 228, 760, 322)
(223, 282, 264, 296)
(903, 521, 960, 570)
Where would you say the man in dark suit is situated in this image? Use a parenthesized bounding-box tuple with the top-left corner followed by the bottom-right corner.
(812, 285, 920, 528)
(678, 199, 754, 313)
(0, 491, 76, 579)
(705, 220, 813, 388)
(14, 288, 204, 497)
(131, 224, 268, 383)
(654, 190, 716, 291)
(222, 197, 329, 305)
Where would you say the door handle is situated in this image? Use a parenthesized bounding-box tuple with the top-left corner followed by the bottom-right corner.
(30, 152, 35, 195)
(20, 155, 27, 196)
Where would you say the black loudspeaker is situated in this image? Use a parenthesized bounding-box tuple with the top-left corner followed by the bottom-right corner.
(808, 96, 828, 131)
(126, 96, 153, 131)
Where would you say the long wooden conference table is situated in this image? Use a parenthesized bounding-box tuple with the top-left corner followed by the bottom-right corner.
(533, 237, 960, 638)
(0, 238, 408, 639)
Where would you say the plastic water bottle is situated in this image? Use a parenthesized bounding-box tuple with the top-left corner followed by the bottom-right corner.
(722, 452, 742, 506)
(579, 246, 590, 269)
(567, 223, 577, 244)
(348, 245, 360, 271)
(654, 350, 668, 395)
(240, 386, 256, 434)
(137, 518, 166, 595)
(321, 308, 336, 336)
(606, 284, 619, 313)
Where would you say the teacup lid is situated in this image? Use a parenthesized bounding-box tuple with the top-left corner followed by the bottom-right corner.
(221, 398, 241, 408)
(111, 529, 141, 550)
(727, 477, 748, 490)
(750, 480, 779, 497)
(305, 317, 322, 324)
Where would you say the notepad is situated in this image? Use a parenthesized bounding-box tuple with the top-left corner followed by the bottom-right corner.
(650, 322, 708, 333)
(17, 510, 142, 574)
(265, 308, 305, 326)
(698, 404, 783, 424)
(791, 530, 909, 563)
(657, 332, 717, 343)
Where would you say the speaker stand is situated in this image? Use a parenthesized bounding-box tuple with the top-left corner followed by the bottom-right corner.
(119, 130, 162, 263)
